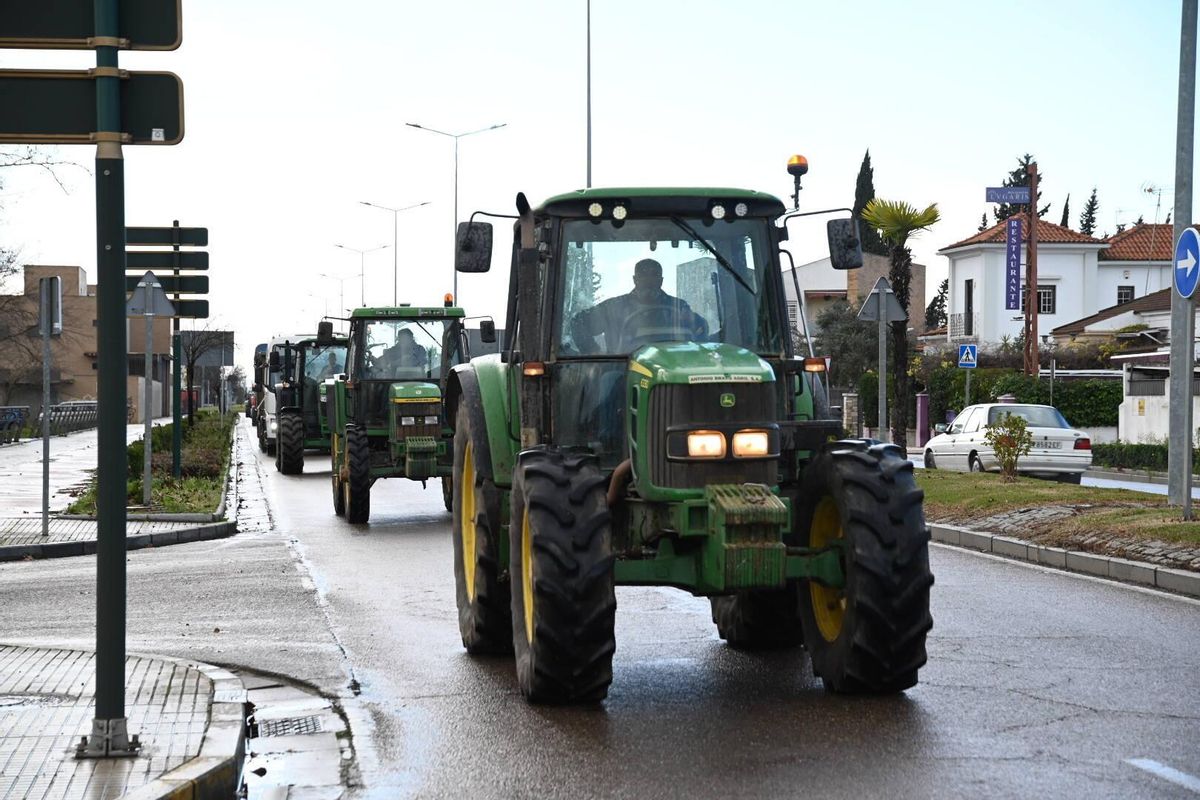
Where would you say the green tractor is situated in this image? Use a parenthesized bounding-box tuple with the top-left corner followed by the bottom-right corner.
(271, 331, 349, 475)
(324, 303, 476, 523)
(447, 181, 933, 704)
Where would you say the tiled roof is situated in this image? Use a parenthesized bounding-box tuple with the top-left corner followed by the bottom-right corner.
(940, 214, 1106, 252)
(1051, 287, 1172, 336)
(1100, 223, 1173, 261)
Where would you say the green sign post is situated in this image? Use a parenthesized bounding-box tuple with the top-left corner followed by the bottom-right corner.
(123, 274, 207, 293)
(0, 0, 184, 759)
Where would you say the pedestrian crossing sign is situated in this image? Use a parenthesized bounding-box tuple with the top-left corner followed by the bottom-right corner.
(958, 344, 977, 369)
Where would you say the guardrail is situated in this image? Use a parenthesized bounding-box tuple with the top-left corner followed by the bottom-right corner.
(0, 406, 29, 444)
(36, 401, 100, 437)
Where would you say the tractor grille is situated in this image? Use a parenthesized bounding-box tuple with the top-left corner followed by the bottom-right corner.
(394, 401, 442, 439)
(646, 382, 776, 489)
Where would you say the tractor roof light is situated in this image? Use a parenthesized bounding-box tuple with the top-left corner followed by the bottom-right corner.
(711, 203, 727, 220)
(588, 202, 604, 218)
(734, 202, 749, 217)
(444, 292, 454, 307)
(787, 154, 809, 177)
(612, 203, 628, 221)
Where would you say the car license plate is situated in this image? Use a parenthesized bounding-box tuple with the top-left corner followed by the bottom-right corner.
(1042, 440, 1061, 449)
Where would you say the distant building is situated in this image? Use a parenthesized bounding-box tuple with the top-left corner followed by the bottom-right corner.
(938, 218, 1171, 346)
(783, 252, 926, 337)
(0, 264, 172, 421)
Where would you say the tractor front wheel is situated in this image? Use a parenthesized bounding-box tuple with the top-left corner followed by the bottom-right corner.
(257, 420, 267, 453)
(510, 449, 616, 704)
(344, 425, 371, 524)
(278, 411, 305, 474)
(441, 476, 453, 513)
(330, 434, 346, 517)
(451, 404, 511, 653)
(797, 439, 933, 694)
(711, 585, 804, 649)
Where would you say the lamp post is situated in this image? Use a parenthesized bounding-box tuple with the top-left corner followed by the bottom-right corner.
(334, 243, 389, 307)
(405, 121, 507, 300)
(359, 200, 430, 306)
(317, 272, 352, 316)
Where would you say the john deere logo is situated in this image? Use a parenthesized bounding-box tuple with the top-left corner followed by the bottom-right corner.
(720, 393, 736, 408)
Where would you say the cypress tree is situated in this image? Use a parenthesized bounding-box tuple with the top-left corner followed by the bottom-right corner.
(852, 150, 887, 255)
(978, 213, 988, 232)
(1060, 194, 1071, 228)
(1079, 188, 1099, 236)
(993, 154, 1051, 222)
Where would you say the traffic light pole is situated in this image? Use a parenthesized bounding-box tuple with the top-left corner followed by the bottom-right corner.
(78, 0, 139, 758)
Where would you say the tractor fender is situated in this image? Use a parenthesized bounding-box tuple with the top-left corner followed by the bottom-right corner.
(447, 357, 516, 487)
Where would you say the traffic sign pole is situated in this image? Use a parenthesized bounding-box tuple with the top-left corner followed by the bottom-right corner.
(172, 221, 182, 479)
(877, 291, 886, 439)
(1169, 0, 1197, 518)
(83, 0, 139, 759)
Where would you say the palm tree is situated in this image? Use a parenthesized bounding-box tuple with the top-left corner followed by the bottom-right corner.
(860, 198, 940, 450)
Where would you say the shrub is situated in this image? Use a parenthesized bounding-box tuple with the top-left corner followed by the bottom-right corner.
(984, 412, 1033, 481)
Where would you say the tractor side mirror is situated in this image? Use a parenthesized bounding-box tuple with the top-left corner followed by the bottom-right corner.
(268, 351, 281, 370)
(316, 320, 334, 345)
(480, 319, 496, 344)
(253, 382, 262, 393)
(455, 221, 493, 273)
(934, 423, 948, 435)
(828, 217, 864, 270)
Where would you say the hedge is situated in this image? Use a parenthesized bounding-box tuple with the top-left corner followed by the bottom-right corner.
(1092, 442, 1200, 474)
(921, 367, 1121, 429)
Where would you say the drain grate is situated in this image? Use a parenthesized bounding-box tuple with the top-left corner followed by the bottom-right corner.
(258, 714, 323, 737)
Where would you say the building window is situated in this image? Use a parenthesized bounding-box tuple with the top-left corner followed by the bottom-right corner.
(1020, 285, 1057, 315)
(1117, 285, 1135, 305)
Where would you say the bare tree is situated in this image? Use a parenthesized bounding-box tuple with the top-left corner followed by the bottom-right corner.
(179, 325, 229, 426)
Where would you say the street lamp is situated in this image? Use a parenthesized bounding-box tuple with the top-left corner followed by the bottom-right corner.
(359, 200, 431, 306)
(333, 243, 389, 307)
(317, 271, 355, 316)
(405, 121, 507, 299)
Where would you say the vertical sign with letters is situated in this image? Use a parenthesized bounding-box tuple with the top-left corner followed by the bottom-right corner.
(1005, 217, 1022, 310)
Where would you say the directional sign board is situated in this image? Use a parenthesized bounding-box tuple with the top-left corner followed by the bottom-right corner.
(124, 274, 207, 294)
(1175, 227, 1200, 299)
(0, 0, 182, 50)
(958, 344, 978, 369)
(125, 272, 175, 316)
(986, 186, 1031, 204)
(125, 250, 209, 270)
(856, 277, 908, 322)
(172, 300, 209, 319)
(126, 226, 207, 247)
(0, 69, 183, 145)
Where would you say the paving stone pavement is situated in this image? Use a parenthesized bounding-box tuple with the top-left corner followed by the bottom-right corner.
(0, 644, 211, 800)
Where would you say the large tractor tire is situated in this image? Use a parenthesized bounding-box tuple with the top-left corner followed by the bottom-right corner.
(451, 404, 511, 654)
(710, 585, 805, 649)
(257, 420, 267, 453)
(509, 448, 616, 704)
(796, 439, 933, 694)
(330, 434, 346, 517)
(344, 425, 372, 524)
(278, 411, 305, 475)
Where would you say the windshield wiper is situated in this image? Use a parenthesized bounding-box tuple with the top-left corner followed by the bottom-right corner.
(669, 216, 756, 297)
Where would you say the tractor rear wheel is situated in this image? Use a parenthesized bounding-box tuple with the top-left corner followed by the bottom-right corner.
(796, 439, 933, 694)
(330, 434, 345, 516)
(278, 411, 305, 474)
(344, 424, 371, 524)
(510, 448, 616, 704)
(711, 585, 805, 649)
(451, 404, 511, 653)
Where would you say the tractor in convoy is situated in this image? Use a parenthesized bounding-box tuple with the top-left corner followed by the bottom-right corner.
(267, 330, 350, 475)
(254, 336, 309, 456)
(323, 301, 481, 523)
(446, 167, 933, 704)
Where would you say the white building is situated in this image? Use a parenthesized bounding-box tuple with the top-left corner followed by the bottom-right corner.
(938, 219, 1172, 346)
(783, 252, 926, 336)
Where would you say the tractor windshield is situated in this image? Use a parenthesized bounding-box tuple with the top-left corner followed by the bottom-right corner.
(362, 318, 458, 381)
(557, 217, 783, 357)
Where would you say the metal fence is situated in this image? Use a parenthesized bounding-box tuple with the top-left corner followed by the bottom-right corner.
(36, 401, 100, 436)
(0, 406, 29, 444)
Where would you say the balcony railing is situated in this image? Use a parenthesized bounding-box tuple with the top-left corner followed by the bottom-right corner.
(949, 312, 979, 341)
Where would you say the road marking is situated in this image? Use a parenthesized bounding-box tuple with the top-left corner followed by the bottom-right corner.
(1127, 758, 1200, 793)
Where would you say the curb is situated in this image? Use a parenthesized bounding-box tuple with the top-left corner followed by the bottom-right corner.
(119, 652, 248, 800)
(1084, 466, 1172, 486)
(930, 523, 1200, 599)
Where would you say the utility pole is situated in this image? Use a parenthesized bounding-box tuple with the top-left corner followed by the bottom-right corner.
(586, 0, 592, 188)
(1169, 0, 1197, 514)
(1024, 163, 1040, 376)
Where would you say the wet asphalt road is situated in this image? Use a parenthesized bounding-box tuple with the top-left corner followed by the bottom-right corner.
(0, 420, 1197, 798)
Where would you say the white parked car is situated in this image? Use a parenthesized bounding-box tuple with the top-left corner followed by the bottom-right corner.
(923, 403, 1092, 483)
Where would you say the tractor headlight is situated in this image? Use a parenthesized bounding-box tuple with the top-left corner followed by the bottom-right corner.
(268, 419, 277, 432)
(732, 429, 770, 457)
(424, 415, 439, 425)
(400, 416, 416, 426)
(687, 430, 726, 458)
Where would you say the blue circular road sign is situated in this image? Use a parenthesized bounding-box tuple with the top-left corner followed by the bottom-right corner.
(1175, 227, 1200, 299)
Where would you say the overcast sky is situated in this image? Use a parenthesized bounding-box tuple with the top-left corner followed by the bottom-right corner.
(0, 0, 1190, 365)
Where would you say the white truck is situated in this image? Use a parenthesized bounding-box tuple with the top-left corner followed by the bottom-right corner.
(255, 334, 311, 456)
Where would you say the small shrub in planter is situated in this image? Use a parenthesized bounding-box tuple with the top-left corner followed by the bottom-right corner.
(984, 413, 1033, 481)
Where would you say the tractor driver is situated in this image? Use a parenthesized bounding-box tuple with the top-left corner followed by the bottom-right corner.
(377, 328, 428, 373)
(316, 351, 342, 379)
(570, 258, 708, 354)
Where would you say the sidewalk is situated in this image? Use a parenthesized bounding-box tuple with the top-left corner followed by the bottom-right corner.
(0, 644, 245, 800)
(0, 420, 235, 562)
